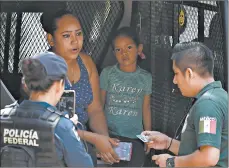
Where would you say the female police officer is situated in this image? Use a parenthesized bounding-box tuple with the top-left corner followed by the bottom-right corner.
(0, 52, 93, 167)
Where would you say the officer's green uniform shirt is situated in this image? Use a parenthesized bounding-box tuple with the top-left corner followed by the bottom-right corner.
(179, 81, 228, 167)
(100, 64, 152, 138)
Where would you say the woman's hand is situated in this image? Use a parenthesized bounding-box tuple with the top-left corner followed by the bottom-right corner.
(95, 135, 120, 164)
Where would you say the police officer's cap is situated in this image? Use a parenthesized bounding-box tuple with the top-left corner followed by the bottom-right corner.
(32, 51, 68, 80)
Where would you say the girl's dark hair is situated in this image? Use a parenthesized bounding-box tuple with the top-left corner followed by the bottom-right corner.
(21, 59, 64, 92)
(111, 26, 140, 48)
(112, 26, 144, 63)
(40, 9, 75, 35)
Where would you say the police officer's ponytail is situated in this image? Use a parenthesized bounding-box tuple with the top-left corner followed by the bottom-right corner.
(21, 59, 55, 92)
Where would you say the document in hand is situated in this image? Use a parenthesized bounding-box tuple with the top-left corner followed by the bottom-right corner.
(113, 142, 132, 161)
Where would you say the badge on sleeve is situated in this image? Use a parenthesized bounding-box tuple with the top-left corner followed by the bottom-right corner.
(199, 117, 217, 134)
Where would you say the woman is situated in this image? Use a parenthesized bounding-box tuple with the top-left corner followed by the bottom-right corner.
(40, 9, 119, 165)
(20, 52, 93, 167)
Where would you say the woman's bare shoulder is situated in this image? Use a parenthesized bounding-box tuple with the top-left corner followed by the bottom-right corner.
(79, 52, 96, 75)
(79, 52, 94, 64)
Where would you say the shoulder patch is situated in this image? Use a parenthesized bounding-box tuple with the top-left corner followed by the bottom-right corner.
(199, 116, 217, 134)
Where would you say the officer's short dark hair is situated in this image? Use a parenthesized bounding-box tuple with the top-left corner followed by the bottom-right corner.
(171, 42, 214, 77)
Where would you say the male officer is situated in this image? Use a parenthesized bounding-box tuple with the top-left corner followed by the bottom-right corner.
(142, 42, 228, 167)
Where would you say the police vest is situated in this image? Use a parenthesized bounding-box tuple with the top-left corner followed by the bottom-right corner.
(0, 102, 65, 167)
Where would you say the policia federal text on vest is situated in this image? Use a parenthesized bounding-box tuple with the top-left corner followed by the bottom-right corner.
(0, 102, 65, 167)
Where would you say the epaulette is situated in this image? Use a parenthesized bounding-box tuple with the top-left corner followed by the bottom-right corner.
(4, 101, 19, 108)
(0, 101, 18, 116)
(40, 106, 64, 123)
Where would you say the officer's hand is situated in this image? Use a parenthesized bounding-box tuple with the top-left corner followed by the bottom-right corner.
(144, 143, 150, 154)
(70, 114, 78, 125)
(152, 154, 173, 167)
(94, 135, 120, 164)
(65, 114, 78, 125)
(142, 131, 170, 150)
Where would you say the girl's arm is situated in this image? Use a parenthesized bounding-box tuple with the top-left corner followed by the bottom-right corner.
(100, 90, 106, 109)
(142, 95, 151, 131)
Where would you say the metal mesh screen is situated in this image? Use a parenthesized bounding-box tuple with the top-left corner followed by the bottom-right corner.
(204, 10, 216, 37)
(149, 1, 191, 138)
(199, 0, 217, 6)
(179, 6, 198, 42)
(0, 13, 17, 72)
(207, 12, 225, 84)
(66, 1, 123, 64)
(0, 13, 7, 70)
(133, 1, 152, 73)
(0, 1, 124, 72)
(8, 13, 17, 72)
(180, 2, 226, 88)
(19, 13, 49, 63)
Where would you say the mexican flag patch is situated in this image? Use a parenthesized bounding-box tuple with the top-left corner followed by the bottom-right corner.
(199, 117, 217, 134)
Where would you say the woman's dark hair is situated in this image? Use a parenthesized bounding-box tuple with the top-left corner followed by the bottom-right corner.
(111, 26, 140, 49)
(40, 9, 75, 35)
(21, 59, 64, 92)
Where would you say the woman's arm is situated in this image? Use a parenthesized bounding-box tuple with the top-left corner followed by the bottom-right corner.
(77, 129, 120, 163)
(81, 54, 108, 136)
(142, 95, 151, 131)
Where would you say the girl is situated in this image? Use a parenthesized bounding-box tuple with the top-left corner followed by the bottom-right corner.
(100, 27, 152, 167)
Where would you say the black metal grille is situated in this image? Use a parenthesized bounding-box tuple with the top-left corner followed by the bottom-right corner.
(0, 13, 7, 70)
(19, 12, 49, 63)
(66, 1, 123, 65)
(198, 0, 217, 6)
(0, 1, 124, 72)
(149, 1, 189, 138)
(179, 5, 198, 42)
(204, 10, 216, 37)
(207, 12, 225, 83)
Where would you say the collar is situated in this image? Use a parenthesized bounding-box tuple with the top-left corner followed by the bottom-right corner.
(195, 81, 222, 99)
(115, 63, 141, 75)
(20, 100, 56, 109)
